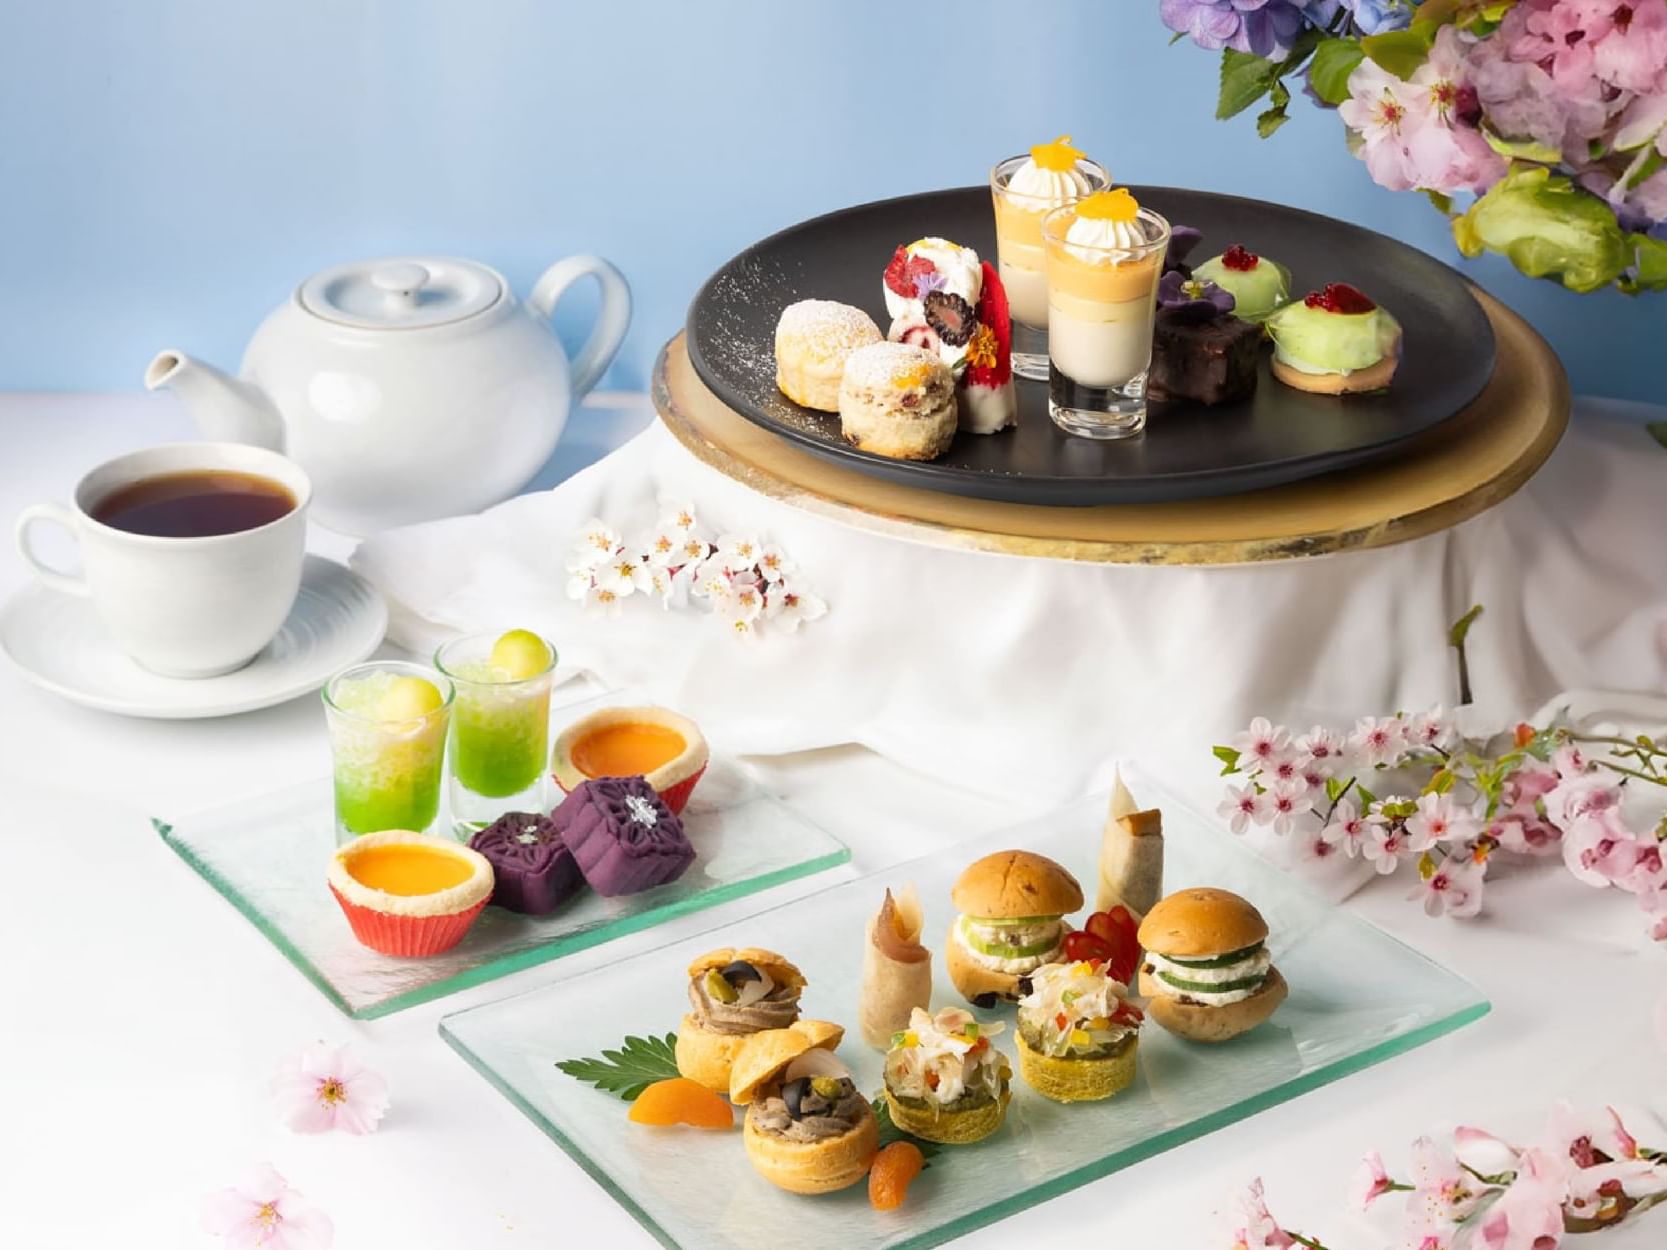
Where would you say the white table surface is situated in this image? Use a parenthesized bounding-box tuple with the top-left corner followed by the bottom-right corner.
(2, 393, 1661, 1249)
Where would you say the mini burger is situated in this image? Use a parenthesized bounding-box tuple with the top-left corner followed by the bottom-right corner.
(729, 1020, 878, 1195)
(947, 850, 1083, 1007)
(1137, 888, 1287, 1043)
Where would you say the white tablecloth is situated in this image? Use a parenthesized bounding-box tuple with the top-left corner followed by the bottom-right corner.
(3, 392, 1664, 1249)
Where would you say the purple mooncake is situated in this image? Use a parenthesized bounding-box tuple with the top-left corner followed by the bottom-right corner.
(469, 812, 585, 915)
(554, 776, 695, 897)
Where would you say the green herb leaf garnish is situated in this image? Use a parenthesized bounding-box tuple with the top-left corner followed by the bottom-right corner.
(872, 1095, 942, 1161)
(556, 1031, 680, 1101)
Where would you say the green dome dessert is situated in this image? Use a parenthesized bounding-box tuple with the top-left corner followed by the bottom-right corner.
(1193, 244, 1291, 322)
(1265, 283, 1401, 395)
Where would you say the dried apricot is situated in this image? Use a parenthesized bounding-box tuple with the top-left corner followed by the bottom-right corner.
(868, 1141, 925, 1210)
(627, 1077, 733, 1129)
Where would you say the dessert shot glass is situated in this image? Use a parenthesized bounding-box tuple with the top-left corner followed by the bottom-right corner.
(1041, 203, 1171, 440)
(989, 153, 1111, 382)
(324, 660, 455, 844)
(434, 631, 558, 836)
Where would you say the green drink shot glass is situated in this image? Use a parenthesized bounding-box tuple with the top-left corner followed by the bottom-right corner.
(435, 629, 558, 837)
(323, 661, 455, 844)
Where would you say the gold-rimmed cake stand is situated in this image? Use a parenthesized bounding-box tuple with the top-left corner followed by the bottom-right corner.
(653, 289, 1567, 566)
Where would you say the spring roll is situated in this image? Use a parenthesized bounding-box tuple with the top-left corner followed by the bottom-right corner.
(1095, 770, 1164, 918)
(859, 885, 933, 1049)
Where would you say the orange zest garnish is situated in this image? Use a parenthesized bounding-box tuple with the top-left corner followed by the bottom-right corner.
(1076, 188, 1140, 223)
(893, 363, 932, 390)
(627, 1078, 733, 1130)
(1030, 134, 1085, 173)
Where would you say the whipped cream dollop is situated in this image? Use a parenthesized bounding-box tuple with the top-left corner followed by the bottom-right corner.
(1008, 159, 1092, 207)
(882, 237, 983, 322)
(1064, 213, 1149, 261)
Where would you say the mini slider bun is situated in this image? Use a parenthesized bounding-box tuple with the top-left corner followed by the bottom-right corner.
(731, 1022, 877, 1196)
(1137, 889, 1287, 1043)
(948, 851, 1083, 1005)
(1269, 349, 1399, 396)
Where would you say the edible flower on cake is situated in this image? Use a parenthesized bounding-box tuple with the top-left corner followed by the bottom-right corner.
(1264, 283, 1401, 392)
(1193, 244, 1292, 322)
(1149, 272, 1261, 407)
(883, 237, 985, 373)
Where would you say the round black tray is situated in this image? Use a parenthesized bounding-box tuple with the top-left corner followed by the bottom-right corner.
(685, 185, 1496, 506)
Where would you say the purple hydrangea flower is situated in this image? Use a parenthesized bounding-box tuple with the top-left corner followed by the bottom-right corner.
(1339, 0, 1413, 36)
(1158, 271, 1237, 322)
(1160, 0, 1314, 58)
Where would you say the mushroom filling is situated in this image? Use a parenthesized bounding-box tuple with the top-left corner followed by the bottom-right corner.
(748, 1076, 866, 1143)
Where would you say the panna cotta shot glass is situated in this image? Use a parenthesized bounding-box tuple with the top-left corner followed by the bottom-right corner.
(1042, 192, 1171, 440)
(989, 138, 1110, 382)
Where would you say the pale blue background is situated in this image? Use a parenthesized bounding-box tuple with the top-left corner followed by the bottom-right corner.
(0, 0, 1657, 401)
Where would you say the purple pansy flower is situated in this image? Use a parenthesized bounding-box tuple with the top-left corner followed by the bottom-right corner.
(1158, 271, 1237, 321)
(1165, 224, 1205, 274)
(1159, 0, 1315, 58)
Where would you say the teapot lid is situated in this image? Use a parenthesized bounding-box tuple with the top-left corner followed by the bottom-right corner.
(299, 257, 504, 330)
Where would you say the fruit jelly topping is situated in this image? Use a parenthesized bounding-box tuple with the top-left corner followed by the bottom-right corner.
(1221, 244, 1260, 272)
(1304, 282, 1376, 314)
(1076, 187, 1140, 223)
(1029, 134, 1085, 173)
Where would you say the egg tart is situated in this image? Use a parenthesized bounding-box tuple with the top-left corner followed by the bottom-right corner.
(550, 705, 708, 814)
(328, 830, 494, 958)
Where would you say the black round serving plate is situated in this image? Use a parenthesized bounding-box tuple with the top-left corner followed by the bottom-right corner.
(685, 185, 1496, 506)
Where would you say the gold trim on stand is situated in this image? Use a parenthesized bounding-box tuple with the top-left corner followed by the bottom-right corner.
(654, 289, 1567, 566)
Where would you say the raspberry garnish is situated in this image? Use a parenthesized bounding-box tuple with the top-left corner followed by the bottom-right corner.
(1304, 282, 1376, 314)
(884, 245, 939, 299)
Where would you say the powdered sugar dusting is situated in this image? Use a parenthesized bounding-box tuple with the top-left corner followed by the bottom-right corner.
(839, 341, 946, 392)
(775, 299, 881, 362)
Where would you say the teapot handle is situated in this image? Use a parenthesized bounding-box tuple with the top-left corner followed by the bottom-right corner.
(528, 256, 632, 401)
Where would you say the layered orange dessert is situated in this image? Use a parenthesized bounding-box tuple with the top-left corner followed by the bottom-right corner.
(990, 136, 1109, 330)
(1042, 189, 1168, 390)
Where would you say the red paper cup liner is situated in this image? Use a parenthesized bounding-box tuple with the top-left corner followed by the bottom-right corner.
(329, 885, 487, 958)
(657, 765, 706, 815)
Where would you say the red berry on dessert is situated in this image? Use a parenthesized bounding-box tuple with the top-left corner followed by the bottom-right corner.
(1303, 282, 1376, 314)
(1221, 244, 1260, 272)
(958, 262, 1016, 434)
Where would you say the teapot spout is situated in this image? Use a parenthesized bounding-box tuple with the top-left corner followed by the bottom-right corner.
(144, 350, 284, 451)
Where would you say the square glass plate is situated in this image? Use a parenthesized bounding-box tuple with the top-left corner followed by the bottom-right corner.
(157, 689, 850, 1019)
(439, 766, 1488, 1250)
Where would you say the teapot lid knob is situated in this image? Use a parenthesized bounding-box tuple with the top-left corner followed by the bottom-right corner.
(370, 262, 431, 305)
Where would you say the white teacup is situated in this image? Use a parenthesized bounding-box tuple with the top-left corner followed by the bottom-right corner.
(15, 442, 311, 678)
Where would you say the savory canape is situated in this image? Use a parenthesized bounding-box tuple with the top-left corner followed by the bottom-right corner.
(731, 1021, 878, 1194)
(1094, 769, 1165, 918)
(675, 947, 806, 1091)
(946, 850, 1082, 1006)
(882, 1006, 1011, 1145)
(1015, 958, 1144, 1102)
(858, 885, 933, 1050)
(1137, 888, 1288, 1042)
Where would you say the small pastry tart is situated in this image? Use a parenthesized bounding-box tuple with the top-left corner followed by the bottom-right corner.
(1265, 283, 1401, 396)
(731, 1022, 876, 1195)
(839, 342, 957, 462)
(1014, 959, 1143, 1103)
(327, 830, 494, 958)
(882, 1006, 1012, 1145)
(775, 299, 882, 412)
(550, 705, 708, 814)
(676, 947, 806, 1091)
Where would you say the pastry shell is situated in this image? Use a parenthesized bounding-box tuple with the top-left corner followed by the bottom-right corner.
(327, 830, 494, 918)
(550, 705, 709, 813)
(1015, 1031, 1138, 1103)
(743, 1101, 879, 1195)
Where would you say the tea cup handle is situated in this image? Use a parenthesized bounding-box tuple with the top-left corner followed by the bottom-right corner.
(15, 504, 89, 597)
(528, 256, 632, 401)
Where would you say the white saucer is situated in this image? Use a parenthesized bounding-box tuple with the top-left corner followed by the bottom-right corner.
(0, 555, 388, 719)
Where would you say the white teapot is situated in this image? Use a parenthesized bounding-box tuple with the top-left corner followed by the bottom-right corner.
(146, 254, 630, 535)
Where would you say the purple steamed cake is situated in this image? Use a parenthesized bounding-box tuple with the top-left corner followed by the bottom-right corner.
(554, 776, 695, 897)
(469, 812, 584, 915)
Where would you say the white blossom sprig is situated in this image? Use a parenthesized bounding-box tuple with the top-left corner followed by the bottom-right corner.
(565, 501, 825, 640)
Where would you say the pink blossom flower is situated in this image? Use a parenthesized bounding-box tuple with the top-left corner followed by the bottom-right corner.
(1593, 0, 1667, 94)
(1265, 752, 1313, 791)
(202, 1164, 333, 1250)
(1405, 704, 1459, 754)
(1407, 32, 1509, 193)
(1348, 1149, 1396, 1210)
(1491, 815, 1562, 857)
(1406, 792, 1482, 851)
(271, 1043, 389, 1135)
(1363, 816, 1412, 875)
(1298, 828, 1339, 865)
(1229, 1178, 1295, 1249)
(1350, 715, 1408, 769)
(1322, 798, 1371, 857)
(1455, 1125, 1524, 1179)
(1297, 725, 1347, 771)
(1220, 782, 1271, 835)
(1473, 1147, 1568, 1250)
(1234, 717, 1293, 772)
(1552, 743, 1590, 777)
(1544, 771, 1623, 830)
(1267, 780, 1314, 836)
(1407, 1134, 1490, 1228)
(1340, 60, 1430, 192)
(1560, 812, 1638, 887)
(1511, 1, 1615, 89)
(1407, 849, 1487, 918)
(1510, 762, 1561, 805)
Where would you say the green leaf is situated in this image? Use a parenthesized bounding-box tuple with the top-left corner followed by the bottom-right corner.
(1647, 422, 1667, 451)
(1170, 30, 1187, 45)
(1449, 604, 1484, 649)
(1424, 189, 1454, 216)
(556, 1031, 681, 1101)
(1309, 37, 1366, 105)
(150, 817, 174, 837)
(1325, 776, 1347, 803)
(1213, 745, 1243, 775)
(1628, 234, 1667, 294)
(1357, 783, 1378, 808)
(1257, 105, 1290, 139)
(1424, 769, 1457, 795)
(872, 1095, 943, 1160)
(1218, 49, 1279, 120)
(1481, 131, 1564, 165)
(1360, 28, 1433, 79)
